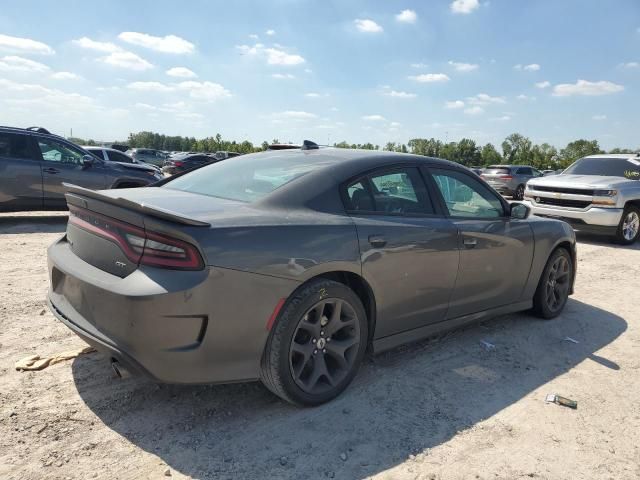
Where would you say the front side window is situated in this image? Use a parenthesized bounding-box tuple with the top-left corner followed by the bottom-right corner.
(430, 168, 504, 218)
(38, 139, 85, 165)
(345, 167, 433, 215)
(109, 151, 133, 163)
(0, 133, 33, 160)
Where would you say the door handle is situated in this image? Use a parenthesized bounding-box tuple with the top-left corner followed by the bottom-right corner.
(43, 167, 60, 174)
(368, 235, 387, 248)
(463, 237, 477, 249)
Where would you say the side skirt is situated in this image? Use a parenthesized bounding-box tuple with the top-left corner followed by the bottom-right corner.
(371, 300, 532, 354)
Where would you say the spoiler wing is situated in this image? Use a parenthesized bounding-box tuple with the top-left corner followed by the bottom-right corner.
(63, 183, 211, 227)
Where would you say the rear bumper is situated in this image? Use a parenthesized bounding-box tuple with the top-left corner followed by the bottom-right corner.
(524, 201, 622, 231)
(487, 183, 514, 195)
(47, 236, 299, 384)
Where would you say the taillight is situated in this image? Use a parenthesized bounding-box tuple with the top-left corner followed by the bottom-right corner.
(499, 175, 513, 180)
(173, 161, 183, 167)
(68, 206, 204, 271)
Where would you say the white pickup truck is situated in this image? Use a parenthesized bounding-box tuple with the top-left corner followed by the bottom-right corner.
(524, 154, 640, 244)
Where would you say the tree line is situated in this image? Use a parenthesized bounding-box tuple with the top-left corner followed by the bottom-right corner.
(69, 131, 638, 170)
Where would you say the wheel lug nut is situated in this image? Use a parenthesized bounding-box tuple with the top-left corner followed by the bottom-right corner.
(322, 349, 326, 354)
(312, 338, 316, 343)
(313, 349, 318, 355)
(327, 337, 331, 342)
(320, 331, 324, 336)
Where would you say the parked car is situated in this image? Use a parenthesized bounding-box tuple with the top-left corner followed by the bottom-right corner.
(212, 151, 241, 161)
(125, 148, 168, 167)
(268, 143, 301, 150)
(542, 169, 558, 176)
(0, 126, 163, 212)
(48, 147, 576, 405)
(162, 153, 216, 175)
(524, 154, 640, 244)
(481, 165, 542, 200)
(85, 146, 162, 173)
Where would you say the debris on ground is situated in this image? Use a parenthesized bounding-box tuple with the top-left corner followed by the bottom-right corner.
(480, 340, 496, 350)
(545, 394, 578, 409)
(564, 337, 580, 344)
(15, 346, 96, 371)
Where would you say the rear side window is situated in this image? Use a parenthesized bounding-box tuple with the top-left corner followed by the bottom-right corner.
(516, 167, 533, 175)
(0, 133, 33, 160)
(484, 167, 511, 175)
(345, 167, 434, 215)
(109, 151, 133, 163)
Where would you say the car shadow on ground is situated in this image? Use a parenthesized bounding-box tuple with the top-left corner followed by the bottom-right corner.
(575, 232, 640, 250)
(0, 214, 67, 234)
(71, 299, 626, 479)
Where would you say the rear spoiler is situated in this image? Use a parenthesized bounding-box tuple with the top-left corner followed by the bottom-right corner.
(63, 183, 211, 227)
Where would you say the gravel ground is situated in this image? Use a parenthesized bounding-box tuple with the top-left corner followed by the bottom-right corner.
(0, 211, 639, 480)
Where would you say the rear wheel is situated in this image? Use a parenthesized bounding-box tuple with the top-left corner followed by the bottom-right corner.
(513, 184, 525, 200)
(615, 206, 640, 245)
(260, 279, 368, 406)
(533, 248, 573, 319)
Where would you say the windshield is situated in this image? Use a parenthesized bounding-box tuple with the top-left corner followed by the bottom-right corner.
(164, 151, 333, 202)
(563, 157, 640, 180)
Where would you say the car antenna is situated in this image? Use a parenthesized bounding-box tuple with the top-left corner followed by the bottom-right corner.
(301, 140, 320, 150)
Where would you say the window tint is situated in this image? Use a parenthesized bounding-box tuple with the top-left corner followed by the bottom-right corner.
(110, 151, 133, 163)
(346, 168, 433, 215)
(484, 167, 511, 175)
(563, 157, 640, 180)
(89, 149, 105, 160)
(38, 139, 85, 165)
(430, 168, 504, 218)
(517, 167, 533, 175)
(0, 133, 33, 160)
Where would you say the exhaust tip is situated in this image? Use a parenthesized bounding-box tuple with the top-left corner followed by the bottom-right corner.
(111, 359, 130, 379)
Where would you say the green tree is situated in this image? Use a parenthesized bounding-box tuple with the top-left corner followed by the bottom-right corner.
(502, 133, 533, 165)
(480, 143, 502, 165)
(559, 139, 602, 167)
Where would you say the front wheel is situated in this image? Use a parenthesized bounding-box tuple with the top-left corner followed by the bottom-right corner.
(533, 248, 573, 319)
(615, 206, 640, 245)
(260, 279, 368, 406)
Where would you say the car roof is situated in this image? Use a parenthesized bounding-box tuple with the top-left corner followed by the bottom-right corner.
(0, 125, 68, 142)
(486, 164, 533, 169)
(86, 146, 131, 154)
(583, 154, 639, 159)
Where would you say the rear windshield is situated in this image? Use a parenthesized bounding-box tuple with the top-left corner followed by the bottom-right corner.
(484, 167, 511, 175)
(563, 157, 640, 180)
(164, 151, 332, 202)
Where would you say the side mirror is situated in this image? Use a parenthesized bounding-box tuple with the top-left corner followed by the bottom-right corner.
(510, 202, 530, 219)
(82, 154, 95, 167)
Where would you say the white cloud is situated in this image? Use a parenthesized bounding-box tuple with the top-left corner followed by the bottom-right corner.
(177, 81, 232, 101)
(265, 29, 276, 36)
(51, 71, 80, 80)
(237, 43, 305, 65)
(464, 106, 484, 115)
(249, 34, 259, 40)
(265, 48, 304, 65)
(272, 73, 295, 79)
(592, 114, 607, 121)
(445, 100, 465, 109)
(409, 73, 450, 83)
(514, 63, 540, 71)
(127, 81, 174, 92)
(466, 93, 506, 105)
(491, 115, 511, 121)
(390, 121, 401, 127)
(384, 90, 417, 99)
(0, 55, 49, 72)
(0, 79, 94, 112)
(118, 32, 195, 54)
(176, 112, 204, 120)
(362, 114, 385, 121)
(450, 0, 479, 14)
(73, 37, 120, 53)
(396, 9, 417, 24)
(0, 34, 54, 55)
(100, 51, 153, 70)
(448, 60, 479, 72)
(552, 79, 624, 96)
(517, 94, 535, 101)
(166, 66, 197, 78)
(305, 92, 325, 97)
(619, 62, 639, 69)
(354, 19, 383, 33)
(410, 62, 428, 68)
(535, 80, 551, 88)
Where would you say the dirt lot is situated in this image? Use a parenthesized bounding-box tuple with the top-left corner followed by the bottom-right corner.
(1, 212, 639, 480)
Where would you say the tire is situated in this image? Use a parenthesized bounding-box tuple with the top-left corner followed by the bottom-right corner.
(514, 184, 525, 200)
(614, 205, 640, 245)
(532, 248, 573, 319)
(260, 279, 368, 406)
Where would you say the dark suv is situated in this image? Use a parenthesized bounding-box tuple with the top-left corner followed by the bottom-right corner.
(0, 127, 163, 212)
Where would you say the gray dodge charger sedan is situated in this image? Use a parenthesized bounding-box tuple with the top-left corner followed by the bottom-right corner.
(47, 146, 576, 405)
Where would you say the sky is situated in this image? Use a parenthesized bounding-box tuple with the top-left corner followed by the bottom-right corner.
(0, 0, 638, 150)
